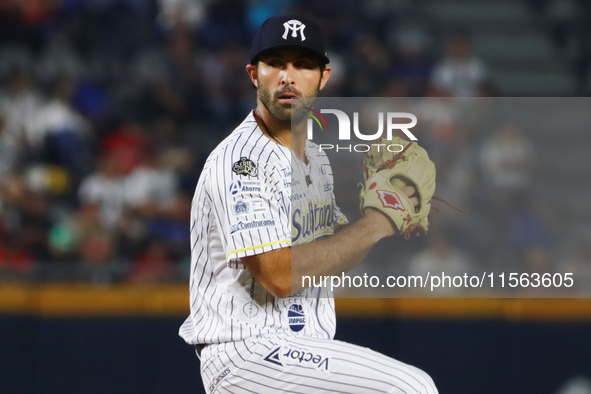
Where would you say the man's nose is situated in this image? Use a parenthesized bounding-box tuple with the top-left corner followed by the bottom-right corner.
(280, 63, 296, 85)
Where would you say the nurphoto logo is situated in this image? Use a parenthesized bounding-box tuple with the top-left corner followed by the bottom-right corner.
(303, 108, 418, 152)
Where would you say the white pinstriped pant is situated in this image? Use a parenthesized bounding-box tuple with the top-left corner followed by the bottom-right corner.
(198, 334, 438, 394)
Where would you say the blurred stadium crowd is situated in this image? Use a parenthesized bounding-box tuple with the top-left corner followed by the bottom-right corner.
(0, 0, 590, 285)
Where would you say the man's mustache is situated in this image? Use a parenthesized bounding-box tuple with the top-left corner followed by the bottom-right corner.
(276, 87, 302, 98)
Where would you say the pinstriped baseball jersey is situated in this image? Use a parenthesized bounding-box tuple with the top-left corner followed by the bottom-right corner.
(179, 111, 347, 345)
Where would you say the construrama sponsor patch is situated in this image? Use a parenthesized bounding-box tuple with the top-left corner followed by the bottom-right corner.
(230, 219, 275, 234)
(262, 345, 331, 373)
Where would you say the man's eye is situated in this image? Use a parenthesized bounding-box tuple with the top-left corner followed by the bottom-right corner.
(295, 61, 315, 69)
(267, 59, 282, 67)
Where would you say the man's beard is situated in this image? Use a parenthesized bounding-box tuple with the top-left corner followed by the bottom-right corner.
(258, 81, 321, 125)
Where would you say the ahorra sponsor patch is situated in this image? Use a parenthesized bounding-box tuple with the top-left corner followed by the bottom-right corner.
(262, 345, 331, 373)
(229, 179, 262, 195)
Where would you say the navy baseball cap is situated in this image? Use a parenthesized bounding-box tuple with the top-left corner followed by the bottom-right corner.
(250, 15, 330, 65)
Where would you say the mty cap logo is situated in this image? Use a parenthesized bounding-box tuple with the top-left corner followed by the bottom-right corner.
(282, 20, 306, 41)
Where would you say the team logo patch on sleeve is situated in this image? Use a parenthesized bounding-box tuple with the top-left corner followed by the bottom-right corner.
(287, 304, 306, 332)
(233, 157, 258, 177)
(233, 198, 269, 216)
(234, 200, 249, 215)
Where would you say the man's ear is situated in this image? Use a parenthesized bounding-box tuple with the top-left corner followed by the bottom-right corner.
(319, 65, 331, 91)
(246, 64, 258, 88)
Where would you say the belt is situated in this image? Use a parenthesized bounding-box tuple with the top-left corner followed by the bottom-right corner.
(195, 343, 206, 357)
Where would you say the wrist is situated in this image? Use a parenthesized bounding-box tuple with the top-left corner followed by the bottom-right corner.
(360, 208, 397, 241)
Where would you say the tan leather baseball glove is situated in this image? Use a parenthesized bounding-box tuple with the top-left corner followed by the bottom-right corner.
(359, 137, 436, 239)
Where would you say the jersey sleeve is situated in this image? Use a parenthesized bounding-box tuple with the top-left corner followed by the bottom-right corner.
(334, 203, 348, 225)
(320, 152, 348, 227)
(212, 154, 291, 265)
